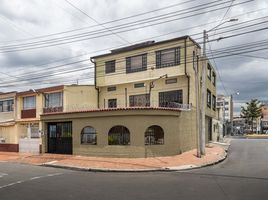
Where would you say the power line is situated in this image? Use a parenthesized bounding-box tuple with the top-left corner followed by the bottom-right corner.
(64, 0, 131, 44)
(0, 0, 251, 53)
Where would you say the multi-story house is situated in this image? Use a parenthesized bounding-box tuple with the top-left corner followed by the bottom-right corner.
(0, 85, 97, 153)
(0, 92, 18, 152)
(40, 35, 217, 157)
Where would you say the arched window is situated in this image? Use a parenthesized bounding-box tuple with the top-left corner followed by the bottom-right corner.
(108, 126, 130, 145)
(81, 126, 97, 145)
(145, 125, 164, 145)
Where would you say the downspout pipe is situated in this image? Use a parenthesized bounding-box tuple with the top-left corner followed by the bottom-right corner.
(90, 58, 100, 108)
(185, 38, 190, 104)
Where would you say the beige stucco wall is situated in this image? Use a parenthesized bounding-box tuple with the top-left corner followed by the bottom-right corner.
(94, 39, 187, 87)
(0, 125, 17, 144)
(63, 85, 98, 111)
(41, 109, 197, 158)
(99, 76, 188, 108)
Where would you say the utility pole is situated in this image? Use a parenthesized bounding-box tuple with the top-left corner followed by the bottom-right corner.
(200, 30, 207, 155)
(193, 51, 201, 158)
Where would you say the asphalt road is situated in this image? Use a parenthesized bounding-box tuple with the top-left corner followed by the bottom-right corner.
(1, 139, 268, 200)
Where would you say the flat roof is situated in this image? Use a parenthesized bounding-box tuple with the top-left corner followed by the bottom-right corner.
(91, 35, 200, 59)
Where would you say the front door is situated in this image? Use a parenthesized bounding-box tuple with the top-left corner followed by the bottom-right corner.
(47, 122, 72, 154)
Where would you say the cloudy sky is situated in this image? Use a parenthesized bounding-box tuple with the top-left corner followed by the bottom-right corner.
(0, 0, 267, 114)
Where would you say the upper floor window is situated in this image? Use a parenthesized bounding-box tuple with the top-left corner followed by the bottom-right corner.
(0, 99, 14, 112)
(159, 90, 183, 108)
(165, 78, 177, 84)
(156, 47, 180, 68)
(207, 64, 212, 80)
(129, 94, 150, 107)
(126, 54, 147, 73)
(23, 96, 36, 110)
(105, 60, 115, 74)
(212, 95, 216, 110)
(207, 89, 211, 108)
(212, 72, 216, 86)
(45, 92, 63, 108)
(107, 86, 116, 92)
(108, 99, 117, 108)
(134, 83, 145, 88)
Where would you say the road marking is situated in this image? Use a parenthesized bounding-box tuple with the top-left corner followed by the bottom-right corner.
(0, 173, 8, 178)
(0, 173, 63, 189)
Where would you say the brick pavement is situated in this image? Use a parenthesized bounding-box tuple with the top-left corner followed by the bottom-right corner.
(0, 144, 226, 171)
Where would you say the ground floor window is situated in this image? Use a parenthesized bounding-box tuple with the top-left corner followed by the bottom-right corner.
(108, 126, 130, 145)
(81, 126, 97, 145)
(145, 125, 164, 145)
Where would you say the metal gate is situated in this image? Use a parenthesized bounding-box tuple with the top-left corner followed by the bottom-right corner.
(47, 122, 72, 154)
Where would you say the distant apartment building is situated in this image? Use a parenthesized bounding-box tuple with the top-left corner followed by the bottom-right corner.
(217, 95, 233, 135)
(261, 104, 268, 133)
(41, 36, 217, 157)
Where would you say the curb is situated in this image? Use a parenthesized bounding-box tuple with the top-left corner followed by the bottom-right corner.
(41, 148, 228, 173)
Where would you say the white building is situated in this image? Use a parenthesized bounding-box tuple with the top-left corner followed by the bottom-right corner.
(217, 95, 234, 135)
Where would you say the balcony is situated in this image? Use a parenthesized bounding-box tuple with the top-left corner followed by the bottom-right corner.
(43, 106, 63, 113)
(21, 109, 36, 118)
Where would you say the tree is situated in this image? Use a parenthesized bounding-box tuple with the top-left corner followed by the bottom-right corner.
(241, 99, 262, 133)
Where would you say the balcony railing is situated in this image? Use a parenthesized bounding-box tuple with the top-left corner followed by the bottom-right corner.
(21, 109, 36, 118)
(43, 106, 63, 113)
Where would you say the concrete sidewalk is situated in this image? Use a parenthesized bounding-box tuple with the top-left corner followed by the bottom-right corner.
(0, 144, 227, 172)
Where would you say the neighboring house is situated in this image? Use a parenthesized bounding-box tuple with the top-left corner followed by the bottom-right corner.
(0, 92, 18, 152)
(41, 36, 217, 157)
(0, 85, 97, 153)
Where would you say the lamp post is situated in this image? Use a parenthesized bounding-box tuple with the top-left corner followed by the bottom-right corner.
(149, 74, 168, 106)
(200, 19, 238, 155)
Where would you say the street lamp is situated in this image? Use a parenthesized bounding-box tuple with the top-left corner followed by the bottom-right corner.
(200, 18, 238, 155)
(149, 74, 168, 106)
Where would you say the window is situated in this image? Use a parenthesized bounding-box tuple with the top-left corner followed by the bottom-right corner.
(45, 92, 63, 108)
(108, 126, 130, 145)
(105, 60, 115, 74)
(159, 90, 183, 108)
(108, 99, 117, 108)
(107, 86, 116, 92)
(0, 99, 14, 112)
(156, 47, 180, 68)
(126, 54, 147, 73)
(225, 101, 229, 105)
(23, 96, 36, 110)
(165, 78, 177, 84)
(145, 125, 164, 145)
(207, 64, 212, 79)
(212, 72, 216, 86)
(212, 95, 216, 110)
(134, 83, 145, 88)
(207, 90, 211, 108)
(129, 94, 149, 107)
(81, 126, 97, 145)
(225, 107, 229, 111)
